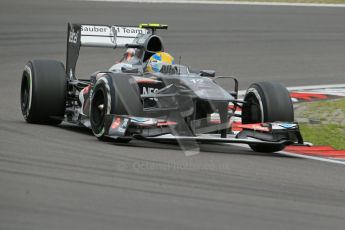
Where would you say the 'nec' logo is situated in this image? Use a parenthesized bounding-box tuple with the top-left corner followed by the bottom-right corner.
(142, 87, 159, 101)
(69, 31, 78, 44)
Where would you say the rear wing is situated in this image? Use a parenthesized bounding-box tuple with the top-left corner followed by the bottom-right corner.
(66, 23, 167, 79)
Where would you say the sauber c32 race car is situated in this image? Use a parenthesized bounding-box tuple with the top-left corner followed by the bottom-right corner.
(20, 23, 304, 153)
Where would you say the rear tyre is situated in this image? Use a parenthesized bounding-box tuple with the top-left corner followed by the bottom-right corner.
(20, 60, 66, 125)
(242, 81, 294, 153)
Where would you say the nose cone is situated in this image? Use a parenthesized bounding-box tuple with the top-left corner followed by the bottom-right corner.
(180, 76, 233, 102)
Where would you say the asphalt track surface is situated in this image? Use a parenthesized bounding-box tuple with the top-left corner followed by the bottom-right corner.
(1, 0, 345, 229)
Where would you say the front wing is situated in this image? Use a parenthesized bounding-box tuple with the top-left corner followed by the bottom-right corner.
(103, 115, 304, 147)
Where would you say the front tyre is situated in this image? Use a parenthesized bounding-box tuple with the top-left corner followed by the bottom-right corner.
(90, 76, 114, 141)
(89, 75, 133, 143)
(242, 81, 294, 153)
(90, 73, 145, 142)
(20, 60, 66, 125)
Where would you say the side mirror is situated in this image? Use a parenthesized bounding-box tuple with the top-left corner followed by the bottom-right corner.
(200, 70, 216, 77)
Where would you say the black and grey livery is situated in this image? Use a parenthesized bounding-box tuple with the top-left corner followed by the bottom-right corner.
(20, 23, 304, 153)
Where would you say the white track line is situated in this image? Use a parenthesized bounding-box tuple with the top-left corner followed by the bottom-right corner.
(85, 0, 345, 8)
(287, 84, 345, 91)
(279, 151, 345, 165)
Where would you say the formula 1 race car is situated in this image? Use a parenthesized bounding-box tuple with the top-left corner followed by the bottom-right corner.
(20, 23, 303, 153)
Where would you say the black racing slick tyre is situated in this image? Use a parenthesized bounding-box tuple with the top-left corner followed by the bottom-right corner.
(242, 81, 294, 153)
(90, 74, 143, 142)
(20, 60, 66, 125)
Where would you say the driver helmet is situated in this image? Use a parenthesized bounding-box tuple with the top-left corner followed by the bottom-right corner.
(146, 52, 174, 73)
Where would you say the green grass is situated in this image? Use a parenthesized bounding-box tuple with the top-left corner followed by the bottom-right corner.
(300, 124, 345, 150)
(296, 99, 345, 150)
(297, 99, 345, 124)
(302, 99, 345, 114)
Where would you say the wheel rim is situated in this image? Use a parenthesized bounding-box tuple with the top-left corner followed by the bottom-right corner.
(243, 92, 262, 123)
(91, 89, 106, 130)
(20, 74, 30, 118)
